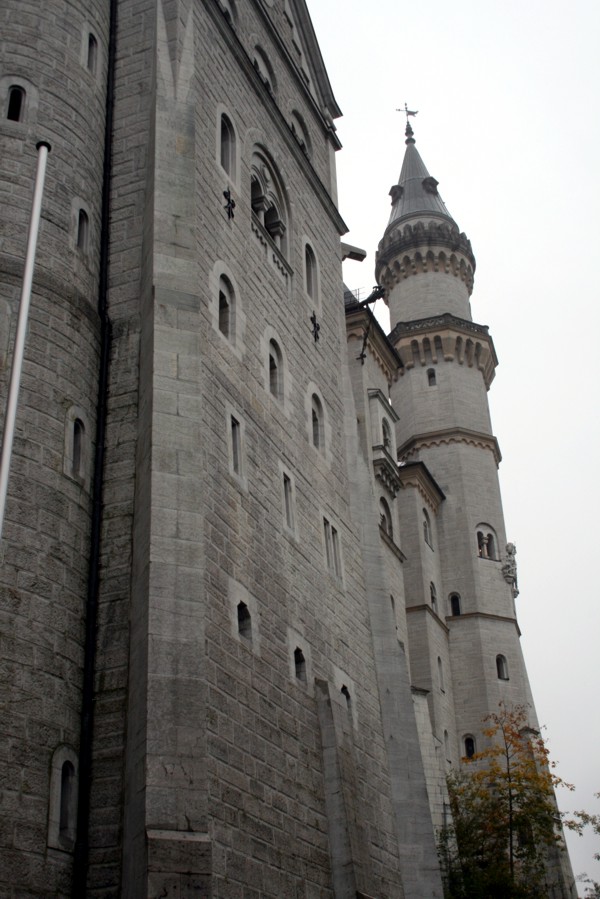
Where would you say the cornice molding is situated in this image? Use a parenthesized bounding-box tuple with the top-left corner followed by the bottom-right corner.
(396, 460, 445, 512)
(389, 313, 498, 388)
(373, 453, 401, 497)
(346, 306, 402, 384)
(375, 219, 476, 295)
(398, 428, 502, 467)
(446, 611, 521, 637)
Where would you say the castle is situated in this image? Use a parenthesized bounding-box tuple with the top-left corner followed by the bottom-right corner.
(0, 0, 575, 896)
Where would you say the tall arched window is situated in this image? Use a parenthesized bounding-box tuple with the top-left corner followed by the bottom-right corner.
(427, 367, 436, 386)
(430, 582, 437, 612)
(423, 509, 433, 548)
(305, 244, 317, 300)
(437, 656, 445, 692)
(379, 498, 393, 539)
(60, 762, 75, 839)
(218, 275, 235, 339)
(450, 593, 461, 616)
(496, 654, 509, 680)
(7, 85, 25, 122)
(382, 418, 392, 450)
(268, 339, 283, 400)
(220, 113, 236, 179)
(464, 735, 476, 759)
(311, 394, 324, 450)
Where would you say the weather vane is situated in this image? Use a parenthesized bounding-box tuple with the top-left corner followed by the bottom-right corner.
(396, 102, 418, 121)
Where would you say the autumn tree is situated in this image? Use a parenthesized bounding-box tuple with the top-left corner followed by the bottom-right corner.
(439, 703, 572, 898)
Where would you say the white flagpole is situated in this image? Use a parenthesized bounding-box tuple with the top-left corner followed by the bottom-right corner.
(0, 141, 51, 540)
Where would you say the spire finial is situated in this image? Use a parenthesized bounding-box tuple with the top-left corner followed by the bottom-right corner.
(396, 102, 418, 144)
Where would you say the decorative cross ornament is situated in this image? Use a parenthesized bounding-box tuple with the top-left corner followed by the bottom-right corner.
(310, 312, 320, 343)
(223, 188, 235, 220)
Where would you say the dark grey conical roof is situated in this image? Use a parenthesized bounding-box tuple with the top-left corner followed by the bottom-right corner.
(387, 122, 455, 230)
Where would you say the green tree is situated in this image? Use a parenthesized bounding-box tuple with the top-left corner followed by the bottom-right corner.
(439, 703, 572, 898)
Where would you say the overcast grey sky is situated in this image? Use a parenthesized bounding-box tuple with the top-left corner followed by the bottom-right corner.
(307, 0, 600, 890)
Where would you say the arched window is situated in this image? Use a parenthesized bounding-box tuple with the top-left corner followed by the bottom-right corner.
(477, 525, 498, 560)
(427, 367, 436, 386)
(294, 647, 306, 682)
(217, 0, 236, 26)
(60, 762, 75, 839)
(423, 509, 433, 548)
(237, 602, 251, 639)
(311, 394, 324, 450)
(253, 47, 276, 95)
(220, 113, 236, 179)
(496, 654, 509, 680)
(7, 85, 25, 122)
(268, 339, 283, 400)
(305, 244, 317, 300)
(87, 33, 98, 74)
(379, 498, 393, 539)
(444, 729, 450, 762)
(48, 746, 78, 851)
(430, 582, 437, 611)
(218, 275, 235, 339)
(438, 656, 445, 692)
(64, 406, 89, 486)
(250, 150, 288, 256)
(464, 735, 476, 759)
(450, 593, 461, 616)
(77, 209, 89, 252)
(290, 110, 311, 157)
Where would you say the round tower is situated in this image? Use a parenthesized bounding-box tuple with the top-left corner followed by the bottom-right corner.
(0, 1, 108, 892)
(379, 122, 538, 765)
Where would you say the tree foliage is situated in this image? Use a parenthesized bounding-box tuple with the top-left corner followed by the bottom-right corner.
(439, 703, 573, 898)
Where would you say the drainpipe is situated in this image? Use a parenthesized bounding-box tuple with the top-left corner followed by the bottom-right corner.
(72, 0, 117, 893)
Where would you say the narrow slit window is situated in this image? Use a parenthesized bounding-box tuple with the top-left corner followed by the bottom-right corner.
(87, 33, 98, 74)
(7, 86, 25, 122)
(59, 761, 75, 839)
(450, 593, 461, 616)
(72, 419, 84, 477)
(427, 367, 436, 386)
(294, 647, 306, 682)
(323, 518, 332, 569)
(305, 244, 317, 299)
(438, 656, 445, 692)
(331, 526, 341, 577)
(464, 736, 476, 759)
(231, 416, 241, 475)
(218, 290, 229, 336)
(283, 474, 294, 530)
(77, 209, 89, 252)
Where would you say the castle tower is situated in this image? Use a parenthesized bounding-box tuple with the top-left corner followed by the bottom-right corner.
(376, 120, 536, 760)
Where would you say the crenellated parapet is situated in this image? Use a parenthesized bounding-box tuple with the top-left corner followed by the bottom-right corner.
(389, 313, 498, 388)
(375, 220, 476, 296)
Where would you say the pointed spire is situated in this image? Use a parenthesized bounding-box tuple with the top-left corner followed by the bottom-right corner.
(386, 122, 455, 232)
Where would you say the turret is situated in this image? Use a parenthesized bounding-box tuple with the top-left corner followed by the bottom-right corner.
(375, 121, 476, 325)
